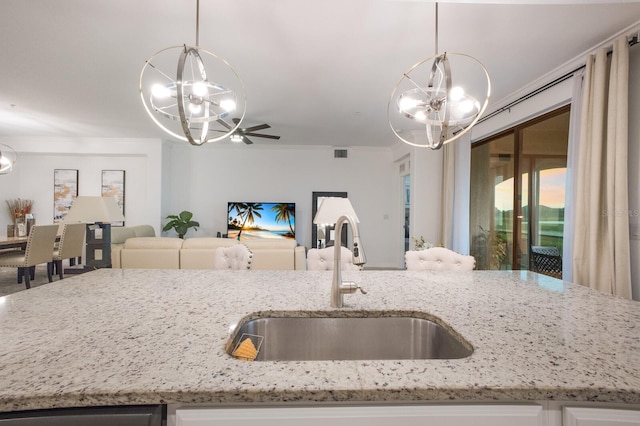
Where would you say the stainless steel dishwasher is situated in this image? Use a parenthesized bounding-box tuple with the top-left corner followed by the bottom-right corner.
(0, 405, 163, 425)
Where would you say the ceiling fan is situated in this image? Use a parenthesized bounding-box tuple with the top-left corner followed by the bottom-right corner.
(218, 118, 281, 145)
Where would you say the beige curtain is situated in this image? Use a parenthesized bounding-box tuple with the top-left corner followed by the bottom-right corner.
(573, 36, 631, 298)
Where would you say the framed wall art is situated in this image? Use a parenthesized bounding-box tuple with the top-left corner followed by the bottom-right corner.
(101, 170, 125, 226)
(311, 191, 348, 249)
(53, 169, 78, 222)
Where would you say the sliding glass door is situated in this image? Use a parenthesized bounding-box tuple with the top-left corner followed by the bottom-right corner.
(470, 106, 569, 275)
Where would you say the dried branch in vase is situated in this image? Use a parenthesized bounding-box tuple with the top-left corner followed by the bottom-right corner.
(6, 198, 33, 220)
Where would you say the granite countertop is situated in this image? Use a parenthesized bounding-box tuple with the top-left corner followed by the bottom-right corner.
(0, 268, 639, 412)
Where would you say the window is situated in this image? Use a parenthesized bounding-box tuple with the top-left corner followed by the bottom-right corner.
(470, 106, 569, 276)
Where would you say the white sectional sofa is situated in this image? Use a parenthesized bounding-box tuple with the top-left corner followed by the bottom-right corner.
(120, 237, 183, 269)
(117, 237, 307, 270)
(179, 237, 238, 269)
(110, 225, 156, 268)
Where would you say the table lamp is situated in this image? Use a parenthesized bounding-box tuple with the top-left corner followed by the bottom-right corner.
(313, 197, 366, 266)
(64, 196, 125, 269)
(313, 197, 359, 248)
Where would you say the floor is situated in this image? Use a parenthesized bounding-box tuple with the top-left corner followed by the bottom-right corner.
(0, 264, 57, 297)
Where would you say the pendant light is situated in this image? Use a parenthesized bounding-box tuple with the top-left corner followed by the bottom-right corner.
(388, 3, 491, 150)
(0, 144, 17, 175)
(139, 0, 247, 146)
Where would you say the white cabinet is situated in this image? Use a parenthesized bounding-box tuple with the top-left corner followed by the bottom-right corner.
(564, 407, 640, 426)
(176, 405, 544, 426)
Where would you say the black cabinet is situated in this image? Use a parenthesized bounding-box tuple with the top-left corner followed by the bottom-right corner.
(85, 223, 112, 269)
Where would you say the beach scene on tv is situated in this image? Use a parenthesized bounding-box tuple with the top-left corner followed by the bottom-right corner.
(227, 202, 295, 241)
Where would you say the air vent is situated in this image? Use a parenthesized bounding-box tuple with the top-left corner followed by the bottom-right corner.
(334, 149, 348, 158)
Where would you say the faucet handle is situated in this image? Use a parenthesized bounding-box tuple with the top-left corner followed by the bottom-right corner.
(341, 282, 367, 295)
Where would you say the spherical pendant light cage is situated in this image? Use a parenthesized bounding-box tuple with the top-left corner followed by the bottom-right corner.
(139, 45, 247, 146)
(388, 51, 490, 150)
(0, 143, 17, 175)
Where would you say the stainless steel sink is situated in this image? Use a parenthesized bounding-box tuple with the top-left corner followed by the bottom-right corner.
(226, 314, 473, 361)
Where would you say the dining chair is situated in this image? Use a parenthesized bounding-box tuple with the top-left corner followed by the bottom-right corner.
(0, 224, 59, 289)
(405, 247, 476, 271)
(213, 244, 253, 270)
(49, 222, 86, 280)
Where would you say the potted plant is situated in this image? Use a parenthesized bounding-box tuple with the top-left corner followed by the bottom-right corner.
(162, 210, 200, 239)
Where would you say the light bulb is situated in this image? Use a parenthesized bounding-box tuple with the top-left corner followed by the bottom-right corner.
(230, 134, 243, 143)
(152, 84, 171, 99)
(220, 99, 236, 112)
(189, 103, 202, 114)
(450, 86, 465, 101)
(459, 99, 475, 114)
(414, 110, 427, 122)
(399, 96, 419, 112)
(192, 81, 207, 96)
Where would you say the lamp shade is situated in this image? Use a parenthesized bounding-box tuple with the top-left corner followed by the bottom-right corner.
(64, 196, 125, 223)
(313, 197, 359, 225)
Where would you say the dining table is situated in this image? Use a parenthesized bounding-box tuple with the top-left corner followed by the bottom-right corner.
(0, 236, 28, 250)
(0, 236, 30, 283)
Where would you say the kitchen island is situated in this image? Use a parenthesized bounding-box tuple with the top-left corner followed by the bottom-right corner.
(0, 268, 639, 418)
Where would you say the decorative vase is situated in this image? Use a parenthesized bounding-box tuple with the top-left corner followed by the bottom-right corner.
(15, 216, 27, 237)
(26, 213, 35, 236)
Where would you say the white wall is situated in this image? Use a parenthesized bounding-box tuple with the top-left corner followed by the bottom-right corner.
(391, 142, 444, 259)
(0, 137, 163, 234)
(161, 143, 400, 268)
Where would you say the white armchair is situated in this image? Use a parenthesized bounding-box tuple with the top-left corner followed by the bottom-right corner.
(213, 244, 253, 270)
(405, 247, 475, 271)
(306, 246, 361, 271)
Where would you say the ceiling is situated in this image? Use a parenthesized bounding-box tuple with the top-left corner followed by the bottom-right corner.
(1, 0, 640, 148)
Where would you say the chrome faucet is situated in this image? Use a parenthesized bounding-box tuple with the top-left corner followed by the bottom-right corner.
(331, 214, 367, 308)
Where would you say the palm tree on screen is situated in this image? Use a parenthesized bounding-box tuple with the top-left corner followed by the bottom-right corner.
(271, 203, 295, 237)
(235, 203, 263, 240)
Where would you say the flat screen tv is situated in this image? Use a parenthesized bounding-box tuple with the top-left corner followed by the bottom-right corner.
(227, 202, 295, 241)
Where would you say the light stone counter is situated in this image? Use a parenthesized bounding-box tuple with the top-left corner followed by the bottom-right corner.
(0, 268, 639, 413)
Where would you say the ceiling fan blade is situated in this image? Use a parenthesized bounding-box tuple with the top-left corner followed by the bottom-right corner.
(244, 133, 280, 140)
(242, 123, 271, 133)
(243, 136, 254, 145)
(217, 119, 232, 130)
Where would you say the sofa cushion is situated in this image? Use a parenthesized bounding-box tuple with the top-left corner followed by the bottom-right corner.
(111, 225, 157, 268)
(120, 237, 183, 269)
(180, 237, 239, 269)
(181, 237, 238, 249)
(244, 239, 297, 270)
(132, 225, 156, 238)
(111, 227, 136, 245)
(124, 237, 183, 249)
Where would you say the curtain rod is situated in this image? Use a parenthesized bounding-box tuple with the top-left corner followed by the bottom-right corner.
(477, 34, 639, 125)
